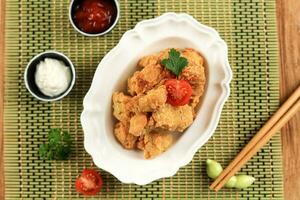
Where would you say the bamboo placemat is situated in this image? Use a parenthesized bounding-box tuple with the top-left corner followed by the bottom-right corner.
(4, 0, 283, 199)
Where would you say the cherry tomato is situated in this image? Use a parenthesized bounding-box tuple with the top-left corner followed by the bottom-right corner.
(165, 79, 193, 106)
(75, 169, 103, 195)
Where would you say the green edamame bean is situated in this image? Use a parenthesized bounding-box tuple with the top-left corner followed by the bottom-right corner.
(206, 159, 223, 179)
(224, 176, 237, 188)
(234, 175, 255, 189)
(206, 159, 255, 190)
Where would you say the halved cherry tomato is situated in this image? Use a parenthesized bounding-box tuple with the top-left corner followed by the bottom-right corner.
(165, 79, 193, 106)
(75, 169, 103, 195)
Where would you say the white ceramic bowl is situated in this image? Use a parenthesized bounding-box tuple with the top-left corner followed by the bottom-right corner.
(81, 13, 232, 185)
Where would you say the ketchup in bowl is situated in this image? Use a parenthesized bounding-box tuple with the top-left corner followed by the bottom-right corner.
(71, 0, 118, 35)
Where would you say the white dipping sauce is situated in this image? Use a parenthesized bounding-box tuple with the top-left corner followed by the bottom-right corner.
(35, 58, 71, 97)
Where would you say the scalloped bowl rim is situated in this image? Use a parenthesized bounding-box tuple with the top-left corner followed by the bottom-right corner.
(81, 12, 232, 185)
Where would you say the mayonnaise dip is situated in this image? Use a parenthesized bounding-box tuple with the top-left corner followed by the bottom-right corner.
(35, 58, 71, 97)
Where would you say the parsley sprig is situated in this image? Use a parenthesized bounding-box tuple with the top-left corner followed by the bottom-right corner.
(39, 128, 72, 160)
(161, 48, 188, 77)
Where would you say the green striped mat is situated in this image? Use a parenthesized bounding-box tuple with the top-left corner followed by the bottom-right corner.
(4, 0, 283, 199)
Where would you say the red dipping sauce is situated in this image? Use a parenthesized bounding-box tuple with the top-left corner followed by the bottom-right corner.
(73, 0, 117, 34)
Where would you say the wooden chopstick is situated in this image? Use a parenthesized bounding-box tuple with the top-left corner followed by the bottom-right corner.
(212, 98, 300, 191)
(210, 85, 300, 191)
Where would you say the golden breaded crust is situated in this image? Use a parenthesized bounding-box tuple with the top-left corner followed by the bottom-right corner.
(157, 48, 171, 61)
(179, 63, 206, 108)
(161, 68, 176, 80)
(138, 55, 159, 68)
(127, 64, 163, 95)
(180, 65, 205, 90)
(114, 122, 138, 149)
(124, 95, 140, 114)
(125, 85, 168, 114)
(142, 131, 173, 159)
(137, 136, 145, 150)
(151, 104, 194, 132)
(157, 48, 180, 61)
(129, 113, 148, 136)
(112, 92, 131, 123)
(189, 95, 201, 110)
(113, 48, 206, 158)
(137, 85, 167, 112)
(181, 48, 204, 66)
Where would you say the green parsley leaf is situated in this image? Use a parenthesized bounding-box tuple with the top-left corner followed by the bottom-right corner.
(39, 128, 72, 160)
(161, 48, 188, 77)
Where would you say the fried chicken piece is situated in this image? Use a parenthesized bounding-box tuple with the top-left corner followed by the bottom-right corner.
(179, 63, 206, 108)
(147, 117, 155, 129)
(151, 104, 194, 132)
(126, 85, 168, 113)
(129, 113, 148, 136)
(138, 55, 159, 68)
(189, 95, 202, 110)
(157, 48, 171, 61)
(124, 95, 139, 114)
(181, 48, 204, 67)
(128, 48, 178, 96)
(137, 135, 145, 150)
(138, 131, 173, 159)
(112, 92, 131, 123)
(114, 122, 138, 149)
(160, 69, 176, 81)
(137, 85, 167, 112)
(128, 64, 163, 95)
(157, 48, 180, 61)
(113, 48, 206, 158)
(180, 65, 205, 89)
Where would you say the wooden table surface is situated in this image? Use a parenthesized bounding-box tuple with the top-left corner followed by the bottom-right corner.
(277, 0, 300, 199)
(0, 0, 300, 199)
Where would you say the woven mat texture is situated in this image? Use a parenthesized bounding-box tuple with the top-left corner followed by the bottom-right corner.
(4, 0, 283, 199)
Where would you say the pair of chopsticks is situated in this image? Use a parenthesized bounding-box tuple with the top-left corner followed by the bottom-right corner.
(210, 85, 300, 191)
